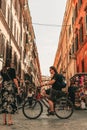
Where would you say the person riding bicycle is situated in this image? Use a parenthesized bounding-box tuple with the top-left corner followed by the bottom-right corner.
(41, 66, 64, 116)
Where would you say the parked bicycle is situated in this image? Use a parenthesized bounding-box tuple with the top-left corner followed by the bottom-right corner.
(22, 87, 74, 119)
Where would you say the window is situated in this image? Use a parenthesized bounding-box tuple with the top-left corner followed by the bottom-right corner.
(81, 59, 84, 72)
(78, 0, 82, 10)
(0, 0, 1, 8)
(85, 14, 87, 34)
(14, 22, 16, 38)
(14, 52, 17, 70)
(0, 0, 6, 17)
(69, 25, 71, 36)
(74, 4, 78, 20)
(14, 0, 17, 12)
(69, 49, 72, 59)
(72, 43, 74, 54)
(77, 65, 79, 73)
(75, 34, 78, 51)
(7, 7, 10, 26)
(17, 29, 19, 44)
(5, 43, 12, 65)
(79, 24, 83, 44)
(17, 61, 21, 77)
(26, 34, 28, 44)
(0, 34, 5, 58)
(11, 14, 13, 32)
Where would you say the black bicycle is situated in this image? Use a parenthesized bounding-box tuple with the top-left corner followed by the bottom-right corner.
(22, 87, 74, 119)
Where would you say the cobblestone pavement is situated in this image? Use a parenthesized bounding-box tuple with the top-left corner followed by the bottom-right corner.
(0, 109, 87, 130)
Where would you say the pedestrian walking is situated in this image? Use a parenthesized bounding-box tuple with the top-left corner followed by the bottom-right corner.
(0, 61, 19, 125)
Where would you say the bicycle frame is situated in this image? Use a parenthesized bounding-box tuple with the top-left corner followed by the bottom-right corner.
(38, 97, 49, 109)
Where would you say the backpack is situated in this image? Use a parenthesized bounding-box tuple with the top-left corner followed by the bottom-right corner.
(59, 74, 66, 88)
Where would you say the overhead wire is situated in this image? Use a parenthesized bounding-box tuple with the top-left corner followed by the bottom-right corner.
(32, 23, 70, 27)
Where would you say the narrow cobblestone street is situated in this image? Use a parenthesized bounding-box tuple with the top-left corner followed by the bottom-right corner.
(0, 109, 87, 130)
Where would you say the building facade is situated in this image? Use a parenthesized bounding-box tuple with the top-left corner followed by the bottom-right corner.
(54, 0, 87, 86)
(0, 0, 41, 87)
(73, 0, 87, 73)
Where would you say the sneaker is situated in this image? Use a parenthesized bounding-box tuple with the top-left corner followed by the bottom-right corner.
(46, 111, 55, 116)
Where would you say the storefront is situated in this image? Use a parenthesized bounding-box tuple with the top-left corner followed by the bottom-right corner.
(70, 73, 87, 109)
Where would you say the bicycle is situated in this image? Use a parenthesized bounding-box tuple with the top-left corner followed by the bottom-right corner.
(22, 87, 74, 119)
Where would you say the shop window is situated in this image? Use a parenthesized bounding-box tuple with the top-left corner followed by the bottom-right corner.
(70, 73, 87, 109)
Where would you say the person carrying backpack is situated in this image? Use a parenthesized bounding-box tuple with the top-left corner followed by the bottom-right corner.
(41, 66, 66, 116)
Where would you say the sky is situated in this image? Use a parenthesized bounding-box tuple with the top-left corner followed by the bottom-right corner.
(28, 0, 67, 76)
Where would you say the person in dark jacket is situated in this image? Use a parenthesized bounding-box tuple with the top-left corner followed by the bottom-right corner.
(68, 81, 78, 106)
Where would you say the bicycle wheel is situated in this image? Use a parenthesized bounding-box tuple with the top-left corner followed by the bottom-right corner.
(55, 97, 73, 119)
(22, 99, 43, 119)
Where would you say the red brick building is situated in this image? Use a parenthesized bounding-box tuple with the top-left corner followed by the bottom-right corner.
(73, 0, 87, 72)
